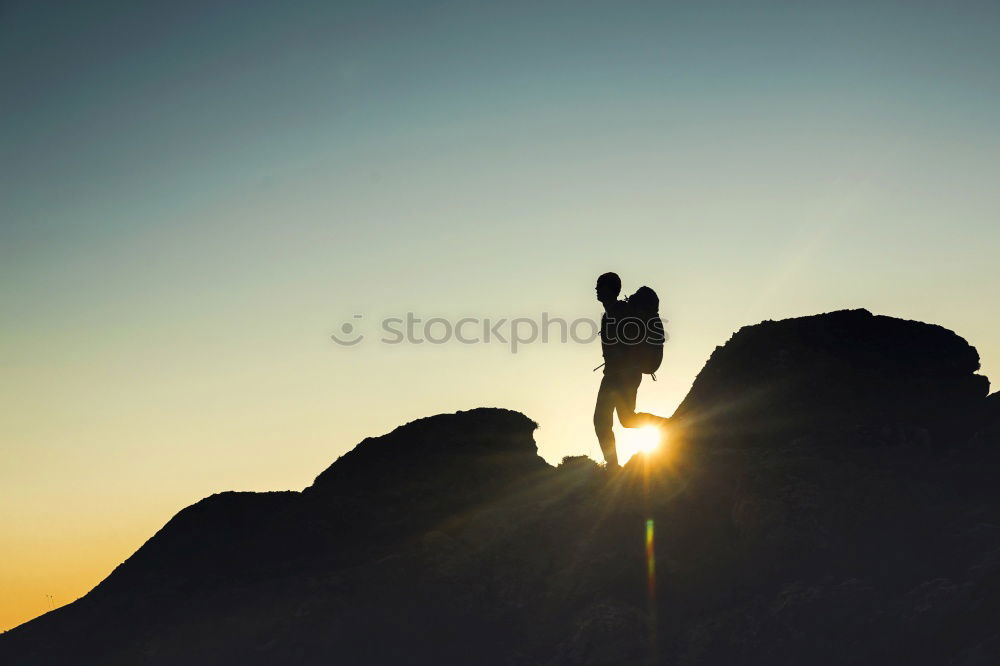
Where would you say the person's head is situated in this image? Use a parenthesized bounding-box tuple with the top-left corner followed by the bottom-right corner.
(595, 272, 621, 302)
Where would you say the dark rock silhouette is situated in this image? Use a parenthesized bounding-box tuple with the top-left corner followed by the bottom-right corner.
(3, 310, 999, 665)
(674, 308, 989, 446)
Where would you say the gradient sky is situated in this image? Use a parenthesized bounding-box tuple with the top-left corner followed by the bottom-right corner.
(2, 0, 999, 630)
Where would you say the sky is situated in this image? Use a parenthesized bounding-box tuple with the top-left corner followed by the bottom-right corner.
(2, 0, 999, 630)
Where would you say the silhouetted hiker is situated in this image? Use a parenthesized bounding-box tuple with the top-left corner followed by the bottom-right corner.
(593, 272, 669, 468)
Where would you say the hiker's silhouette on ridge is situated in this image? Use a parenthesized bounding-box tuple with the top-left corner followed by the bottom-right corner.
(593, 272, 669, 468)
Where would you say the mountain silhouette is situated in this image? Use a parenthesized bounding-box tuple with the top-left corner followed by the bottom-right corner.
(3, 310, 999, 665)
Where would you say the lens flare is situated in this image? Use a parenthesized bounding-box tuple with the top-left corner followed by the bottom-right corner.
(645, 518, 655, 593)
(645, 517, 657, 660)
(617, 425, 663, 463)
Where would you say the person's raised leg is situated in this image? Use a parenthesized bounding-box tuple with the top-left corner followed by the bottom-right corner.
(615, 373, 670, 429)
(614, 371, 645, 429)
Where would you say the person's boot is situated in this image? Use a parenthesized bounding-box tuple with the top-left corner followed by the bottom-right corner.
(637, 413, 670, 428)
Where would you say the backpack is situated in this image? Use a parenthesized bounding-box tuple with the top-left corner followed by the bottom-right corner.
(626, 286, 664, 376)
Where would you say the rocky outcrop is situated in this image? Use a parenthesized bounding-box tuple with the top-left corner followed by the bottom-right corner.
(674, 309, 989, 446)
(307, 408, 545, 507)
(2, 311, 998, 666)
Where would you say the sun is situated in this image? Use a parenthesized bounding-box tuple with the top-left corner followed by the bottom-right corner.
(617, 425, 663, 463)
